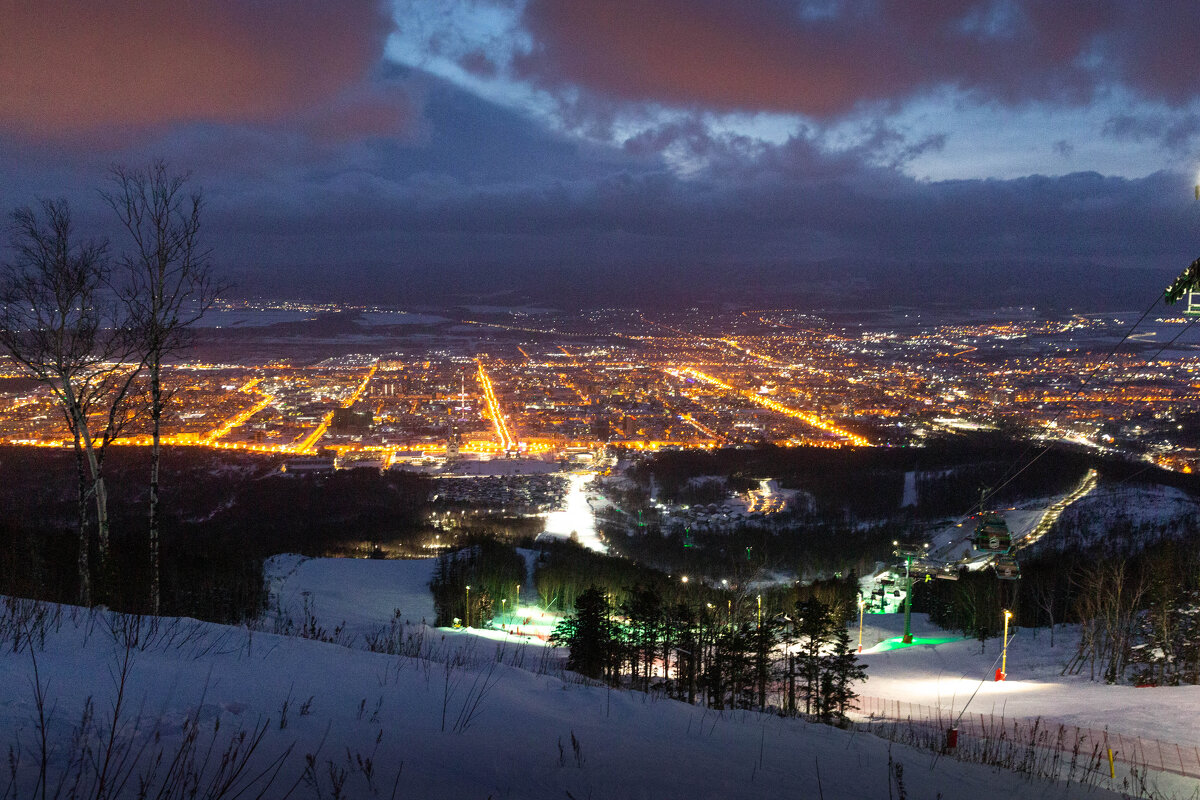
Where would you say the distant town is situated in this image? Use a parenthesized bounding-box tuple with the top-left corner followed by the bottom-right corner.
(1, 300, 1197, 472)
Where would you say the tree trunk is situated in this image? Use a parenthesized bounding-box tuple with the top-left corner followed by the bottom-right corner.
(149, 359, 161, 615)
(63, 383, 109, 601)
(75, 434, 90, 607)
(78, 417, 109, 601)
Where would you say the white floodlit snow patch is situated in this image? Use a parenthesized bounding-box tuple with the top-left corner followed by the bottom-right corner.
(541, 472, 607, 553)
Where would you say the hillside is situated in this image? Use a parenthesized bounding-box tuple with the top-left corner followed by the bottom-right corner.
(0, 587, 1145, 799)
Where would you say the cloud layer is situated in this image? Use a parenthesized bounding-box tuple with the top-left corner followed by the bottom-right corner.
(0, 0, 389, 136)
(2, 2, 1199, 307)
(515, 0, 1200, 115)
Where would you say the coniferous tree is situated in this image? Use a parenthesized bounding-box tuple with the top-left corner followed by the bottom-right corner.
(794, 598, 835, 714)
(551, 587, 616, 681)
(752, 616, 782, 710)
(622, 584, 664, 690)
(818, 624, 867, 722)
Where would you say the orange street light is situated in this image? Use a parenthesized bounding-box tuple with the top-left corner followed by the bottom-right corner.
(996, 609, 1013, 681)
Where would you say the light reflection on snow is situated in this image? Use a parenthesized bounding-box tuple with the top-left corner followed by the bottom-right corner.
(542, 472, 607, 553)
(899, 677, 1051, 701)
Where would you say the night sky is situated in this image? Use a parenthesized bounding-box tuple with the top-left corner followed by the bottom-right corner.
(3, 1, 1200, 306)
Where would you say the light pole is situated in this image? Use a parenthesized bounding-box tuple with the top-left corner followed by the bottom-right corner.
(465, 585, 471, 628)
(857, 594, 866, 653)
(997, 609, 1013, 681)
(757, 594, 762, 628)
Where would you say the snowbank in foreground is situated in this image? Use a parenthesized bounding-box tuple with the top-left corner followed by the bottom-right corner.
(264, 555, 1200, 755)
(0, 600, 1140, 800)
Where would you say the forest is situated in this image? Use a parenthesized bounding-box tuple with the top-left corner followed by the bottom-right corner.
(0, 445, 433, 622)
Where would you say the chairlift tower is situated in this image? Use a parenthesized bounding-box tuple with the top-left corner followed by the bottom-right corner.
(892, 540, 928, 644)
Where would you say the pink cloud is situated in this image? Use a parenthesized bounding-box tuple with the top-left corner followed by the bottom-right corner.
(0, 0, 389, 136)
(514, 1, 1198, 116)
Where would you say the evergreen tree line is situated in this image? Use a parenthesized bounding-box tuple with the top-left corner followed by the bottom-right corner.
(598, 513, 902, 585)
(627, 435, 1104, 520)
(533, 539, 685, 612)
(549, 587, 866, 723)
(429, 538, 526, 627)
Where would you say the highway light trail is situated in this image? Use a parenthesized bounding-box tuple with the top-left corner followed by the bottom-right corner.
(344, 361, 378, 407)
(720, 338, 779, 364)
(680, 412, 722, 443)
(477, 361, 516, 451)
(295, 361, 378, 454)
(676, 367, 870, 447)
(204, 378, 275, 444)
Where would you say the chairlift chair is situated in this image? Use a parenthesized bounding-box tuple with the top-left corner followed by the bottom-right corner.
(1165, 257, 1200, 314)
(935, 565, 961, 581)
(972, 512, 1013, 553)
(993, 555, 1021, 581)
(1188, 291, 1200, 316)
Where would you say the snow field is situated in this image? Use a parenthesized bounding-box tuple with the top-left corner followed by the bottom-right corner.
(0, 602, 1135, 800)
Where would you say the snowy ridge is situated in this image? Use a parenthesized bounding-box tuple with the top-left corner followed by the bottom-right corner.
(1036, 483, 1200, 554)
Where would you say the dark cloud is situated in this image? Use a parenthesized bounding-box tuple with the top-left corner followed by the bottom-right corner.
(1102, 112, 1200, 153)
(192, 121, 1192, 300)
(0, 0, 390, 137)
(1, 17, 1193, 310)
(513, 1, 1200, 117)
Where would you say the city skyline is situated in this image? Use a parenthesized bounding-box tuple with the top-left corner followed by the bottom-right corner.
(2, 303, 1195, 473)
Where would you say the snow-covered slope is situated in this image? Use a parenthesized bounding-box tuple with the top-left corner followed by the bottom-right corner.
(0, 600, 1135, 800)
(265, 553, 440, 633)
(859, 613, 1200, 749)
(1035, 483, 1200, 554)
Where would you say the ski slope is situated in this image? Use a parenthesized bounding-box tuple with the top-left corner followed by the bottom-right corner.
(0, 600, 1135, 800)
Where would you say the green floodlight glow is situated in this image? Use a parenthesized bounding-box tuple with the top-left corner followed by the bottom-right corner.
(869, 635, 961, 653)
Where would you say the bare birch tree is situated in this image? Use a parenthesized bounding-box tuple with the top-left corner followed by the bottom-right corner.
(105, 161, 219, 614)
(1065, 558, 1147, 682)
(0, 200, 140, 605)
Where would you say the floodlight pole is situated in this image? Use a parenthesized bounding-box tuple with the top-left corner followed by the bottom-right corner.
(858, 595, 866, 653)
(997, 609, 1013, 681)
(902, 556, 913, 644)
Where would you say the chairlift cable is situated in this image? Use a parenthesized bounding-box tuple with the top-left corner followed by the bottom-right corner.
(953, 293, 1163, 528)
(953, 631, 1017, 730)
(978, 295, 1198, 520)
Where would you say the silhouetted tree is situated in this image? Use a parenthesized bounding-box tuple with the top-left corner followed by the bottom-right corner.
(106, 160, 220, 614)
(794, 598, 835, 714)
(819, 623, 867, 722)
(0, 200, 138, 604)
